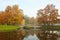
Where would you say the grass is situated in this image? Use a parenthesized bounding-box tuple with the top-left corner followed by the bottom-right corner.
(0, 25, 20, 32)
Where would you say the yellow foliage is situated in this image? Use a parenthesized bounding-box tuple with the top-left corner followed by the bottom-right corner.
(0, 5, 24, 25)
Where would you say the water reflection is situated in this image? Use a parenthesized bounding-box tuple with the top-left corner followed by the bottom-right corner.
(23, 30, 39, 40)
(24, 34, 39, 40)
(20, 29, 60, 40)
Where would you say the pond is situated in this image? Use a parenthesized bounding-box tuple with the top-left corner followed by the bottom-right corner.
(23, 34, 39, 40)
(22, 30, 60, 40)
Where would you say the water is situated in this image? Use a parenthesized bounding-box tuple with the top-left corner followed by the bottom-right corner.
(24, 34, 39, 40)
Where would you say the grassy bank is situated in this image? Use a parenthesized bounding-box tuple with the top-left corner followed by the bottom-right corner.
(0, 25, 20, 32)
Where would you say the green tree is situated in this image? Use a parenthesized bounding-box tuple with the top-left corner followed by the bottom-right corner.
(24, 15, 30, 25)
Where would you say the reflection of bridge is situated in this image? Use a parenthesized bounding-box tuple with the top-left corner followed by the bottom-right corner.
(20, 26, 60, 33)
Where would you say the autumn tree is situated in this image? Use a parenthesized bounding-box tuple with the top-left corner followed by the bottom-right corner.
(30, 17, 35, 26)
(0, 5, 24, 25)
(37, 4, 58, 26)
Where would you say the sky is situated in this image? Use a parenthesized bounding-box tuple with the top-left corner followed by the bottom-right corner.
(0, 0, 60, 18)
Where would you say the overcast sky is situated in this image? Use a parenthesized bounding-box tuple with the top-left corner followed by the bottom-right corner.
(0, 0, 60, 18)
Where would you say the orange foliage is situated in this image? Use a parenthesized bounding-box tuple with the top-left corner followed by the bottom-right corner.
(0, 5, 24, 25)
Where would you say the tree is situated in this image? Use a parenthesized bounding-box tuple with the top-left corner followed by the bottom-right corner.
(37, 4, 58, 26)
(30, 17, 35, 26)
(0, 5, 24, 25)
(24, 15, 30, 25)
(37, 4, 59, 40)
